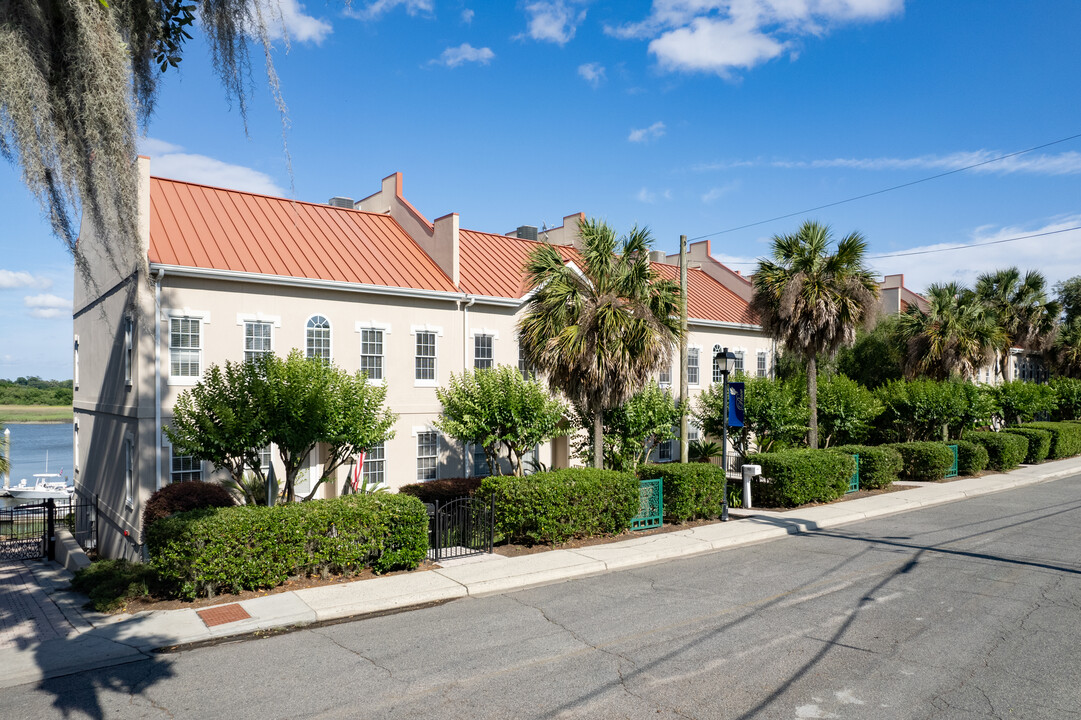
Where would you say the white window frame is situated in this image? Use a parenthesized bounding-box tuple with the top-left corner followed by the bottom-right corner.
(362, 442, 386, 487)
(170, 445, 202, 484)
(237, 313, 280, 363)
(73, 420, 80, 478)
(659, 362, 672, 386)
(473, 333, 494, 370)
(414, 427, 439, 482)
(410, 325, 443, 387)
(242, 321, 273, 362)
(734, 351, 745, 375)
(73, 335, 79, 390)
(472, 443, 491, 478)
(123, 316, 133, 387)
(687, 346, 701, 386)
(125, 434, 134, 509)
(165, 309, 210, 385)
(356, 322, 391, 383)
(306, 315, 332, 362)
(757, 350, 768, 378)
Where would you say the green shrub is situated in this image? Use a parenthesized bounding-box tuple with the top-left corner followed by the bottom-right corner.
(994, 381, 1058, 426)
(476, 469, 638, 545)
(963, 431, 1028, 471)
(954, 439, 989, 475)
(1050, 377, 1081, 421)
(399, 476, 482, 504)
(828, 444, 903, 490)
(745, 450, 855, 507)
(1000, 427, 1052, 463)
(1019, 421, 1081, 459)
(639, 462, 726, 522)
(70, 559, 162, 613)
(887, 442, 956, 481)
(147, 494, 428, 599)
(873, 379, 993, 442)
(142, 481, 236, 540)
(815, 375, 882, 446)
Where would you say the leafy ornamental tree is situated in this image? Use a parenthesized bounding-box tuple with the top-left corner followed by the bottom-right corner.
(751, 221, 879, 449)
(263, 351, 397, 503)
(1055, 275, 1081, 325)
(814, 374, 882, 448)
(697, 376, 808, 456)
(975, 268, 1060, 380)
(872, 379, 994, 442)
(164, 359, 267, 490)
(572, 381, 683, 471)
(435, 365, 568, 477)
(835, 317, 906, 389)
(993, 380, 1058, 426)
(166, 351, 397, 504)
(894, 283, 1004, 381)
(0, 1, 289, 286)
(518, 218, 682, 468)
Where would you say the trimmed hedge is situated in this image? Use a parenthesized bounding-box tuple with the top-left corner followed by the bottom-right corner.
(1000, 427, 1052, 464)
(745, 450, 855, 507)
(887, 442, 955, 481)
(476, 469, 638, 545)
(1019, 422, 1081, 459)
(638, 463, 727, 522)
(963, 431, 1028, 471)
(142, 481, 236, 540)
(399, 476, 482, 504)
(147, 494, 428, 599)
(954, 439, 989, 476)
(828, 445, 903, 490)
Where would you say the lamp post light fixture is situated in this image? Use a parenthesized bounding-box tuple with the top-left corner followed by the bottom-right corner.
(714, 346, 737, 521)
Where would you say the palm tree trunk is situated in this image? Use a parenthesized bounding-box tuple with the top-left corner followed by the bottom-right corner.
(807, 354, 818, 449)
(593, 409, 604, 469)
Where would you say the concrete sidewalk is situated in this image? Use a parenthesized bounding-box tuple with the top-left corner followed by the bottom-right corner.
(3, 456, 1080, 690)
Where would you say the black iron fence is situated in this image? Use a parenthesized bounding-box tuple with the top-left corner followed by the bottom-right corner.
(426, 495, 494, 561)
(0, 490, 97, 562)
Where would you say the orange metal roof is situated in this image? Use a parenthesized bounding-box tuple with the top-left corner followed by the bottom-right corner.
(459, 229, 756, 325)
(148, 177, 458, 293)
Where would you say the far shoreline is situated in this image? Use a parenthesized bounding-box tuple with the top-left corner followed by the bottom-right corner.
(0, 405, 74, 424)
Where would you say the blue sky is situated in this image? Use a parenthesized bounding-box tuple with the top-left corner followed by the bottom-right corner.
(2, 0, 1080, 380)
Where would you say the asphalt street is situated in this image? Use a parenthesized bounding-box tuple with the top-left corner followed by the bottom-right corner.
(3, 476, 1080, 719)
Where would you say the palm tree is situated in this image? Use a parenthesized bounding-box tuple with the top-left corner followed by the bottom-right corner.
(894, 282, 1004, 381)
(1050, 317, 1081, 378)
(751, 221, 879, 449)
(518, 218, 682, 468)
(975, 268, 1060, 380)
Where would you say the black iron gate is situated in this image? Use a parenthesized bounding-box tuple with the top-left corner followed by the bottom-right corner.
(426, 495, 494, 561)
(0, 493, 98, 562)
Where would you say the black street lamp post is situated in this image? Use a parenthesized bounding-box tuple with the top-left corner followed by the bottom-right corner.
(714, 346, 736, 521)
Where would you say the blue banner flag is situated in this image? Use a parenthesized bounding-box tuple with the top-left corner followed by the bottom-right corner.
(728, 382, 744, 428)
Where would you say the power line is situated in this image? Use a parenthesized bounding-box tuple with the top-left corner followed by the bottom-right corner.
(687, 131, 1081, 242)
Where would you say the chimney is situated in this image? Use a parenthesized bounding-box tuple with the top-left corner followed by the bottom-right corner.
(327, 196, 354, 209)
(516, 225, 538, 242)
(649, 250, 667, 263)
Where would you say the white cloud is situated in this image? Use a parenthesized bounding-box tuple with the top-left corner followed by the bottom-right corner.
(431, 43, 495, 68)
(636, 187, 672, 203)
(0, 270, 51, 290)
(462, 8, 475, 23)
(24, 293, 70, 319)
(520, 1, 587, 45)
(868, 216, 1081, 294)
(137, 138, 287, 196)
(346, 0, 433, 20)
(578, 62, 606, 88)
(701, 181, 741, 203)
(609, 0, 903, 75)
(693, 149, 1081, 176)
(258, 0, 332, 43)
(629, 121, 666, 143)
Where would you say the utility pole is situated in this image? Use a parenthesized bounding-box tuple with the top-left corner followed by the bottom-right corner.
(679, 234, 689, 463)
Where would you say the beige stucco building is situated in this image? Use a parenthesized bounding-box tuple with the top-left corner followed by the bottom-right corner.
(73, 160, 774, 558)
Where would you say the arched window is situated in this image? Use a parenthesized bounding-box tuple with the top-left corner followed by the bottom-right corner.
(306, 315, 331, 361)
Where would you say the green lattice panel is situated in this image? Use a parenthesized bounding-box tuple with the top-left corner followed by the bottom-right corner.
(632, 478, 663, 530)
(847, 454, 860, 494)
(946, 444, 959, 478)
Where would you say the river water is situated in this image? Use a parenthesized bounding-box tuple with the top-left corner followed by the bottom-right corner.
(2, 422, 74, 508)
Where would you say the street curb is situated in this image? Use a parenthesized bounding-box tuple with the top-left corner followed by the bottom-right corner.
(3, 457, 1078, 685)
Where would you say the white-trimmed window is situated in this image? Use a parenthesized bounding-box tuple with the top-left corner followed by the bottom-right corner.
(244, 321, 272, 362)
(757, 351, 768, 378)
(474, 334, 494, 369)
(687, 348, 700, 386)
(658, 437, 673, 462)
(734, 351, 745, 374)
(518, 343, 534, 378)
(363, 442, 385, 487)
(73, 335, 79, 389)
(472, 443, 490, 478)
(360, 328, 384, 380)
(417, 431, 438, 481)
(73, 420, 80, 478)
(712, 347, 723, 384)
(688, 423, 700, 443)
(125, 436, 134, 508)
(306, 316, 331, 361)
(124, 316, 133, 386)
(659, 363, 672, 385)
(171, 449, 201, 483)
(248, 445, 272, 474)
(415, 331, 436, 382)
(170, 316, 202, 379)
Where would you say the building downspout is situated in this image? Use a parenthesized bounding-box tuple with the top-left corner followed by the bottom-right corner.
(461, 295, 476, 475)
(153, 268, 164, 491)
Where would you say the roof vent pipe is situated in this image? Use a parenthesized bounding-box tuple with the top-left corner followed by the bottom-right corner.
(328, 196, 354, 209)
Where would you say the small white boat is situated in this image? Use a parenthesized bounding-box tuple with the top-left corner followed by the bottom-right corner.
(7, 473, 73, 500)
